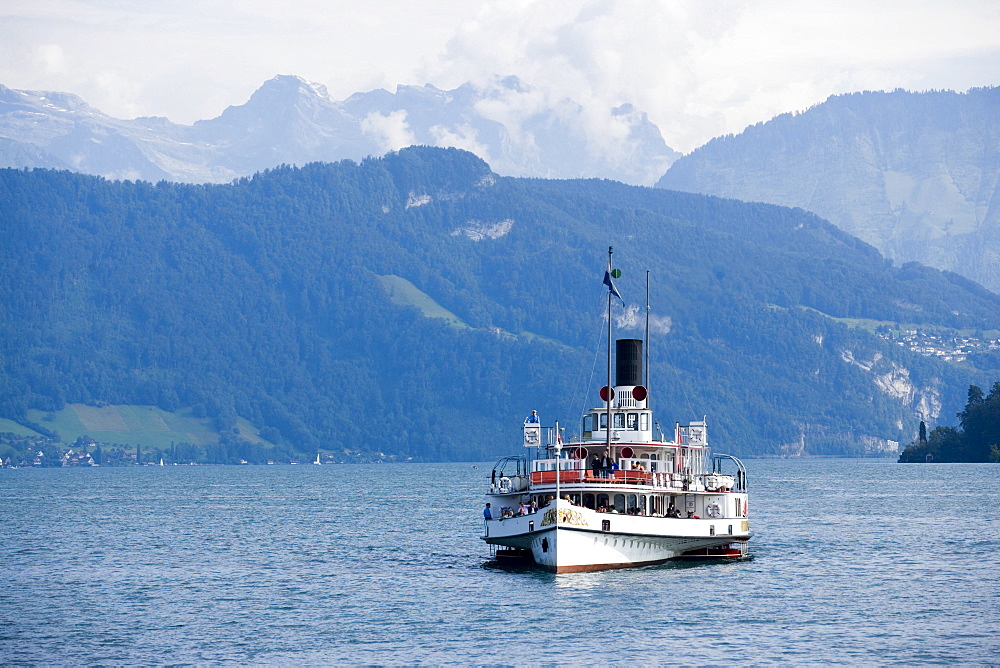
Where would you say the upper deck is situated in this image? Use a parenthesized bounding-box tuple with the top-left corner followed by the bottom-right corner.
(495, 336, 745, 499)
(498, 416, 744, 499)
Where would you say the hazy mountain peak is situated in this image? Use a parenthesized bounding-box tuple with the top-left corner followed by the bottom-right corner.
(0, 84, 98, 117)
(656, 87, 1000, 293)
(0, 74, 678, 186)
(213, 74, 334, 122)
(391, 82, 452, 104)
(256, 74, 332, 102)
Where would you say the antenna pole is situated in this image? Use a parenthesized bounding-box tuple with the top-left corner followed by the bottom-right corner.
(645, 270, 650, 406)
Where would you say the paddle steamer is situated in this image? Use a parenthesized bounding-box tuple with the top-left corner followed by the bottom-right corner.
(482, 252, 750, 573)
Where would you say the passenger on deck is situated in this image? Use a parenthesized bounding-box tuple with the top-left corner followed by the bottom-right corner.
(686, 511, 700, 519)
(518, 502, 529, 515)
(590, 455, 600, 477)
(525, 410, 540, 424)
(484, 503, 493, 519)
(598, 452, 613, 478)
(530, 500, 539, 513)
(666, 504, 681, 518)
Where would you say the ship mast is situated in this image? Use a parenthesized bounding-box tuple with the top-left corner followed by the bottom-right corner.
(606, 246, 613, 458)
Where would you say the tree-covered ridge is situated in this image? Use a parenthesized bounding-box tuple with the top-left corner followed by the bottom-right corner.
(899, 383, 1000, 462)
(2, 147, 999, 460)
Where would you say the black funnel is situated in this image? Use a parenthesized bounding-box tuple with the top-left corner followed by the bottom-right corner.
(615, 339, 643, 387)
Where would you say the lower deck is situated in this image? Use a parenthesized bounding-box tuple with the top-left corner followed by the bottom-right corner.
(482, 499, 750, 572)
(490, 484, 747, 521)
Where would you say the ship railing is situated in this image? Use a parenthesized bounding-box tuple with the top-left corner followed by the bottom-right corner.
(711, 454, 748, 493)
(528, 469, 718, 492)
(490, 455, 530, 494)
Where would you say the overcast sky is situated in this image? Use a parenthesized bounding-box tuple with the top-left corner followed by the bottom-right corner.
(2, 0, 998, 153)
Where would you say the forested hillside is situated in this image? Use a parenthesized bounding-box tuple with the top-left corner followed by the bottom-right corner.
(3, 147, 999, 460)
(898, 382, 1000, 463)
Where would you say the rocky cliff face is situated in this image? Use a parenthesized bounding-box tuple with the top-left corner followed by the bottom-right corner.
(0, 75, 678, 186)
(772, 348, 942, 457)
(657, 88, 1000, 293)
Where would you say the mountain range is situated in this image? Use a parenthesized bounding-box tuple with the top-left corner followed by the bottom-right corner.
(657, 88, 1000, 293)
(5, 78, 997, 294)
(0, 75, 677, 187)
(3, 147, 999, 461)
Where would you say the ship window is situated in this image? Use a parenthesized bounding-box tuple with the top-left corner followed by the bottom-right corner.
(626, 494, 637, 512)
(613, 494, 625, 513)
(613, 413, 625, 429)
(638, 495, 647, 515)
(728, 525, 733, 535)
(602, 519, 611, 532)
(710, 525, 716, 536)
(650, 495, 661, 515)
(640, 413, 649, 430)
(599, 413, 608, 429)
(627, 413, 638, 430)
(597, 493, 609, 510)
(583, 494, 595, 509)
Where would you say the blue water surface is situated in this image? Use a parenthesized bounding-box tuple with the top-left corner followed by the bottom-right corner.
(1, 459, 998, 665)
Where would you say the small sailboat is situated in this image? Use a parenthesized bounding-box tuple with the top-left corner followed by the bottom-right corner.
(314, 451, 322, 465)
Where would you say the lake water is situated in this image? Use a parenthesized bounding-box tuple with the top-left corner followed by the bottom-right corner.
(1, 459, 998, 665)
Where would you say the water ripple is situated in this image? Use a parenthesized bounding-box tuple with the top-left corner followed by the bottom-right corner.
(1, 460, 998, 664)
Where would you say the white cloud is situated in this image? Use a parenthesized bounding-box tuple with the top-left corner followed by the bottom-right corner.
(36, 44, 66, 74)
(361, 110, 417, 152)
(429, 123, 491, 160)
(615, 305, 672, 334)
(0, 0, 997, 151)
(431, 0, 1000, 151)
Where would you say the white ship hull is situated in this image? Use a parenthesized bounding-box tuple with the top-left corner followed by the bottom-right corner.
(484, 500, 750, 573)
